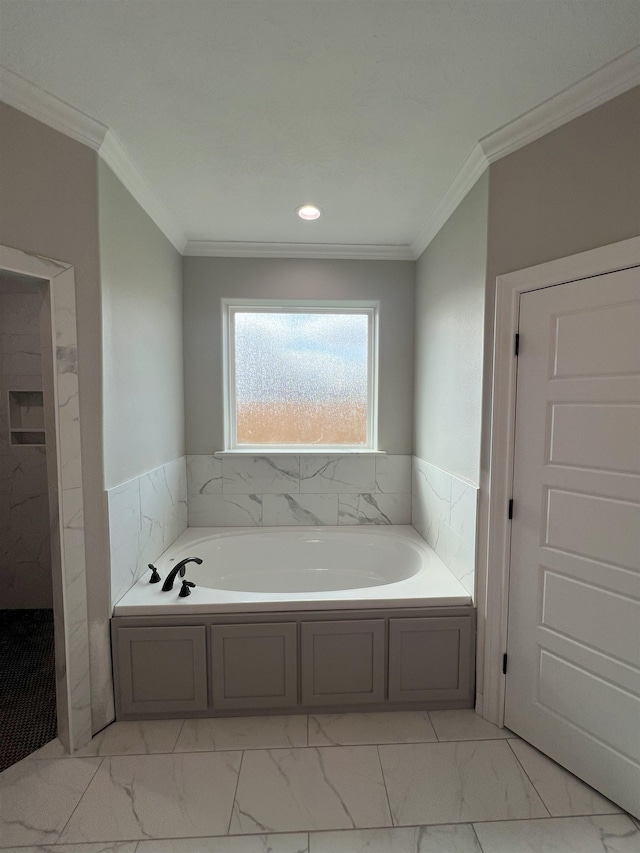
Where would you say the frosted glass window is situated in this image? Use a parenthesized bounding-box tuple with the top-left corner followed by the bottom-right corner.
(227, 306, 376, 449)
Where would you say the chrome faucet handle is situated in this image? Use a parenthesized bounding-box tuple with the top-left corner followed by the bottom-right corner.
(179, 580, 196, 598)
(148, 564, 161, 583)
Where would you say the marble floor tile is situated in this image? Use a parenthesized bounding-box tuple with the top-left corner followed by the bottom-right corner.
(30, 721, 184, 759)
(26, 738, 71, 759)
(0, 757, 102, 847)
(472, 814, 640, 853)
(135, 834, 309, 852)
(379, 740, 548, 825)
(308, 824, 482, 852)
(174, 715, 307, 752)
(308, 711, 437, 746)
(57, 752, 241, 844)
(508, 739, 622, 817)
(229, 746, 391, 834)
(429, 710, 514, 741)
(0, 844, 137, 853)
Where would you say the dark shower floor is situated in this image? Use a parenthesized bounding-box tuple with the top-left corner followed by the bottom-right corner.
(0, 609, 57, 772)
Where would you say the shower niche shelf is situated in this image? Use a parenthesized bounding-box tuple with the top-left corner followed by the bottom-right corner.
(9, 390, 45, 445)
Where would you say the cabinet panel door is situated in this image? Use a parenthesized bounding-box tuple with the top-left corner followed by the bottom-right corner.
(211, 623, 297, 710)
(301, 620, 385, 706)
(388, 617, 472, 703)
(116, 625, 208, 716)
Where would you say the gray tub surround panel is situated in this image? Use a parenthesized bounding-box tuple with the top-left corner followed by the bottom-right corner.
(412, 456, 478, 596)
(108, 456, 187, 606)
(388, 616, 473, 703)
(211, 622, 298, 710)
(301, 620, 386, 706)
(111, 607, 475, 720)
(115, 625, 208, 717)
(187, 454, 411, 527)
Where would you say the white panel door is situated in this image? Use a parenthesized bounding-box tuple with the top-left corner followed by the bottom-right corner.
(504, 266, 640, 817)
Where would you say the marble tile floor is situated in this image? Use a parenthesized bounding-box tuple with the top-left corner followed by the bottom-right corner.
(0, 710, 637, 852)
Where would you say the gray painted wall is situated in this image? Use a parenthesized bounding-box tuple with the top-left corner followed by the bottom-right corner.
(98, 161, 185, 489)
(183, 257, 415, 455)
(0, 103, 112, 730)
(0, 105, 188, 732)
(413, 172, 488, 485)
(474, 85, 640, 701)
(482, 85, 640, 507)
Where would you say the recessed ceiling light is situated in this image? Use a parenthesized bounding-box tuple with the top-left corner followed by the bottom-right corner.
(296, 204, 322, 221)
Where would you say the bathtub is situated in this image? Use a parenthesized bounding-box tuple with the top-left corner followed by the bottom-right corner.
(113, 525, 471, 615)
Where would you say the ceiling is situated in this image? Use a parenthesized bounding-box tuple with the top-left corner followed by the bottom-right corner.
(1, 1, 638, 256)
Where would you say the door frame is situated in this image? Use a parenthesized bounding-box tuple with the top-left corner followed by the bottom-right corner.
(481, 235, 640, 727)
(0, 244, 92, 752)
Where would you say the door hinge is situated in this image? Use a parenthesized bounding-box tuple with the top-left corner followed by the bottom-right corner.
(503, 653, 508, 675)
(508, 498, 513, 520)
(514, 333, 520, 356)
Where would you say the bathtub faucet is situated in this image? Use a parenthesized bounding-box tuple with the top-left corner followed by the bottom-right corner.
(161, 557, 203, 591)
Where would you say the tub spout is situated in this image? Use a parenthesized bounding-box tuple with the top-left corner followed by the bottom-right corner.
(161, 557, 203, 591)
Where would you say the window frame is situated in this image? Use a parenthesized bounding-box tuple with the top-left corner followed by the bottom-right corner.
(222, 298, 379, 453)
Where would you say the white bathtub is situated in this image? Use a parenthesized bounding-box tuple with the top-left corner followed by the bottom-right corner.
(113, 525, 471, 615)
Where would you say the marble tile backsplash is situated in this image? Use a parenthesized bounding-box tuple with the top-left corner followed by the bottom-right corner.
(412, 456, 477, 597)
(187, 454, 412, 529)
(108, 457, 187, 606)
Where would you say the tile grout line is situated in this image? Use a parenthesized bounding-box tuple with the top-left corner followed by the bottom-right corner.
(27, 812, 638, 849)
(375, 744, 396, 829)
(426, 709, 441, 742)
(464, 812, 634, 826)
(22, 731, 519, 761)
(150, 813, 638, 835)
(170, 718, 187, 752)
(470, 820, 488, 852)
(506, 737, 552, 818)
(226, 748, 245, 836)
(52, 755, 105, 843)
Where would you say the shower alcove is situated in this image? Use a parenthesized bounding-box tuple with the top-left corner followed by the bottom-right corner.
(0, 244, 91, 753)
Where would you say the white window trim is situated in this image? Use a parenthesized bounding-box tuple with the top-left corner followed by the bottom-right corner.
(222, 298, 379, 453)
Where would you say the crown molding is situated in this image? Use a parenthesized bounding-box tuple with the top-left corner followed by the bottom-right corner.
(410, 46, 640, 258)
(0, 65, 187, 253)
(480, 46, 640, 164)
(99, 131, 187, 252)
(0, 65, 107, 149)
(184, 241, 415, 260)
(4, 46, 638, 263)
(410, 143, 488, 260)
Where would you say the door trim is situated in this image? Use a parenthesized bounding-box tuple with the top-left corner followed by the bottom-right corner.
(481, 236, 640, 727)
(0, 244, 92, 751)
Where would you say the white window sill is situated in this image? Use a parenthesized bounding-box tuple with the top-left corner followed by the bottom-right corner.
(214, 449, 387, 457)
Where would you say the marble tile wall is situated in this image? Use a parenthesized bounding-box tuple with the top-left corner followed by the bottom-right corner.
(0, 283, 52, 608)
(187, 455, 412, 528)
(412, 456, 478, 597)
(108, 457, 188, 606)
